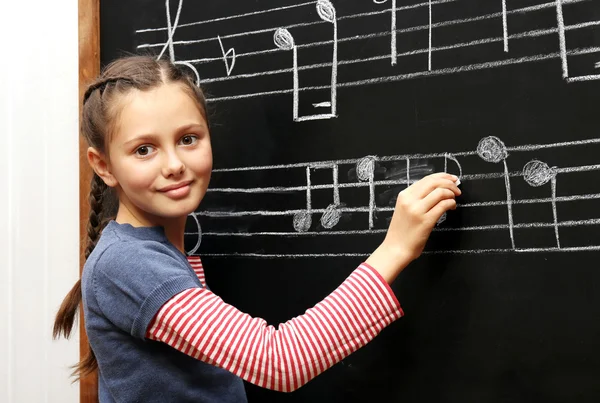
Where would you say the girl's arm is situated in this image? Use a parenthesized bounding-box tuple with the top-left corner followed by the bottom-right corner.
(147, 173, 460, 392)
(147, 262, 400, 392)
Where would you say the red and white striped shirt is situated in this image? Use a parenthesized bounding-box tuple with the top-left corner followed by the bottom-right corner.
(146, 256, 403, 392)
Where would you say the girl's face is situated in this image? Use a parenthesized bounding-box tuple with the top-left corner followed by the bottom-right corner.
(104, 82, 212, 226)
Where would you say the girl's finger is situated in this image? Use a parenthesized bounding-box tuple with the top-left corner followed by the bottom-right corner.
(419, 187, 457, 213)
(426, 198, 458, 222)
(410, 176, 460, 200)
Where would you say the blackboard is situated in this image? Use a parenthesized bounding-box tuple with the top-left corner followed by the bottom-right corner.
(101, 1, 600, 401)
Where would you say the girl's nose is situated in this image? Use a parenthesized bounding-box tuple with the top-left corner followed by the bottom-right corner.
(162, 151, 186, 178)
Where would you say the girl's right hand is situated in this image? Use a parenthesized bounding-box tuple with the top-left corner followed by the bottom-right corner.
(365, 172, 461, 284)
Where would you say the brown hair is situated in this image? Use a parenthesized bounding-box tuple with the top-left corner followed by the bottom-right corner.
(52, 55, 209, 379)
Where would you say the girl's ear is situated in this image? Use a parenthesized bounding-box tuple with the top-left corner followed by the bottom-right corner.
(87, 147, 118, 187)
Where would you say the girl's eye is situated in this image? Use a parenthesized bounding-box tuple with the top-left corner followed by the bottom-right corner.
(180, 135, 198, 146)
(135, 145, 155, 157)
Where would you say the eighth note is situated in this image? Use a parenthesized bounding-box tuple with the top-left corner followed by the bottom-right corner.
(217, 35, 236, 76)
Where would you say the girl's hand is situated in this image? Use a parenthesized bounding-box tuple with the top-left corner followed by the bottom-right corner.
(366, 173, 461, 284)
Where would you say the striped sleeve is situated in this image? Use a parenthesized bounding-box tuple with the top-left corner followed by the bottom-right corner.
(187, 256, 206, 287)
(146, 263, 403, 392)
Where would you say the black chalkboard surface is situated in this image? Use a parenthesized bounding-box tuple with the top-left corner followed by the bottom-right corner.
(101, 1, 600, 401)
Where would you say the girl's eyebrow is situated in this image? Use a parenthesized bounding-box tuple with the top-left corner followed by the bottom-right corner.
(122, 123, 206, 147)
(123, 134, 159, 147)
(176, 123, 206, 134)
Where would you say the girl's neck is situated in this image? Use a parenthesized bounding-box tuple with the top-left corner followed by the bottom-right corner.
(115, 207, 187, 254)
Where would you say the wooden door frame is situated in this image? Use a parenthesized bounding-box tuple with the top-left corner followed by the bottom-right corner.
(79, 0, 100, 401)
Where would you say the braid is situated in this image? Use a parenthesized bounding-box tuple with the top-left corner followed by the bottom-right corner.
(51, 174, 108, 380)
(83, 77, 133, 105)
(85, 174, 108, 259)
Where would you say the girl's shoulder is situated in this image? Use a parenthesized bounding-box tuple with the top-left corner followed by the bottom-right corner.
(83, 221, 191, 284)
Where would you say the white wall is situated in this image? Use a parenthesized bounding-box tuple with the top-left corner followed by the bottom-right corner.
(0, 0, 80, 402)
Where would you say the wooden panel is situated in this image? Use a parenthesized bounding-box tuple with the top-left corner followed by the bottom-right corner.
(79, 0, 99, 401)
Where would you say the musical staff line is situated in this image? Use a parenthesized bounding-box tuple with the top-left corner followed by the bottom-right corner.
(198, 192, 600, 222)
(212, 137, 600, 173)
(139, 0, 600, 115)
(136, 1, 316, 33)
(196, 245, 600, 259)
(177, 19, 596, 70)
(185, 134, 600, 256)
(197, 190, 600, 218)
(137, 0, 586, 50)
(137, 0, 457, 38)
(206, 164, 600, 198)
(192, 218, 600, 238)
(205, 48, 600, 102)
(195, 21, 598, 86)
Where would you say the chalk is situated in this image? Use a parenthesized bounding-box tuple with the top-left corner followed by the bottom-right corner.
(455, 178, 461, 186)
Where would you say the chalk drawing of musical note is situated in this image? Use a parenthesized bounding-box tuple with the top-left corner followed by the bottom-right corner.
(523, 160, 560, 247)
(356, 156, 377, 229)
(217, 35, 236, 76)
(321, 164, 343, 229)
(438, 153, 464, 224)
(444, 153, 464, 178)
(273, 0, 338, 122)
(477, 136, 515, 249)
(373, 0, 397, 66)
(294, 166, 313, 232)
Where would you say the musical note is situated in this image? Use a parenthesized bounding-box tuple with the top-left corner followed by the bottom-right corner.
(373, 0, 397, 65)
(476, 136, 515, 249)
(321, 164, 343, 229)
(523, 160, 560, 248)
(293, 166, 313, 232)
(356, 156, 377, 229)
(273, 0, 338, 121)
(438, 153, 464, 225)
(444, 153, 463, 178)
(217, 35, 236, 76)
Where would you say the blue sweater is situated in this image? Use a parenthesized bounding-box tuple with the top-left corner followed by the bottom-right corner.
(81, 221, 247, 402)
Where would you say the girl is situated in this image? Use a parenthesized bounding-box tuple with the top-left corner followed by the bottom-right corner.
(54, 56, 460, 402)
